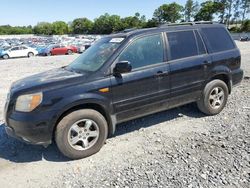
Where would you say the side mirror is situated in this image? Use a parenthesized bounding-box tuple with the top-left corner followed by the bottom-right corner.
(113, 61, 132, 75)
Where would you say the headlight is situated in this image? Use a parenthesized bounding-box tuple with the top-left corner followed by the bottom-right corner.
(15, 92, 43, 112)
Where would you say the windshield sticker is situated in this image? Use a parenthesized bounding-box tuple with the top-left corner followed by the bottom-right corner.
(109, 38, 124, 43)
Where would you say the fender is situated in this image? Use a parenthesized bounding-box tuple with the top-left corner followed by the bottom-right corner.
(50, 92, 116, 136)
(206, 65, 232, 92)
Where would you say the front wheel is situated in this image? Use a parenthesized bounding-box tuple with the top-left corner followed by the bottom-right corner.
(2, 54, 9, 59)
(197, 79, 228, 115)
(55, 109, 108, 159)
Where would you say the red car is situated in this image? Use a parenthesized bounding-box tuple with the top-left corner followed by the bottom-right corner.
(48, 45, 78, 56)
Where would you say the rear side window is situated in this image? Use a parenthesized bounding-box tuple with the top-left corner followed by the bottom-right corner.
(201, 27, 235, 53)
(195, 30, 206, 55)
(167, 31, 198, 60)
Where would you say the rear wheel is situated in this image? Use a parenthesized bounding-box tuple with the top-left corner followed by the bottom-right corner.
(28, 52, 34, 58)
(197, 79, 228, 115)
(55, 109, 108, 159)
(67, 50, 73, 55)
(2, 54, 9, 59)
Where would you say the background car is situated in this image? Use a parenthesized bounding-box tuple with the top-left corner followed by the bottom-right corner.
(47, 45, 78, 56)
(0, 45, 38, 59)
(240, 35, 249, 41)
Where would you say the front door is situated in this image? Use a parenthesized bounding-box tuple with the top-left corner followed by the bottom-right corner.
(110, 33, 170, 123)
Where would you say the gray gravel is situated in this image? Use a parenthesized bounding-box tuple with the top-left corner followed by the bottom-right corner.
(0, 42, 249, 188)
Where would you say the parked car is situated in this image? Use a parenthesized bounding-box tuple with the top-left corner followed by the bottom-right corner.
(240, 35, 249, 41)
(0, 45, 38, 59)
(46, 44, 78, 56)
(4, 22, 243, 159)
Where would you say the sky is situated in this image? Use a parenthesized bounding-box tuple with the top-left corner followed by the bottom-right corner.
(0, 0, 189, 26)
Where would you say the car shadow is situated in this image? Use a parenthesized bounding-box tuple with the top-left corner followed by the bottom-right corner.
(0, 103, 204, 163)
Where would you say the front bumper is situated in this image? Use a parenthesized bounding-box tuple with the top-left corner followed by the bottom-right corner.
(5, 110, 55, 146)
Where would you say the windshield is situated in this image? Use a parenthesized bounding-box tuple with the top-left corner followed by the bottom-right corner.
(68, 37, 124, 72)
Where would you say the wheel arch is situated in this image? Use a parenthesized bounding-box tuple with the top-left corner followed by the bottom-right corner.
(208, 73, 232, 94)
(52, 102, 115, 140)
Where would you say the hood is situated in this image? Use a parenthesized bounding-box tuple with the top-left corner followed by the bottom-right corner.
(11, 67, 88, 93)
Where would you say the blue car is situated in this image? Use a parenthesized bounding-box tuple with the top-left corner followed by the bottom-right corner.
(0, 47, 10, 59)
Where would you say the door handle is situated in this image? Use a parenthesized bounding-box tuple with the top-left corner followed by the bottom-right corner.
(203, 60, 212, 69)
(203, 60, 212, 65)
(155, 71, 168, 77)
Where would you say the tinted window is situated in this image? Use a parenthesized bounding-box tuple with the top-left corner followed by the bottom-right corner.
(11, 47, 19, 51)
(202, 27, 235, 53)
(167, 31, 198, 60)
(20, 46, 27, 50)
(195, 30, 206, 55)
(118, 34, 164, 69)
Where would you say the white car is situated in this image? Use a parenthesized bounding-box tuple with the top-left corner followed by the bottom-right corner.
(1, 46, 38, 59)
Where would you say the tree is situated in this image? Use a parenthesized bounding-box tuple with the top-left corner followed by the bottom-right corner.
(153, 3, 183, 23)
(194, 1, 224, 21)
(233, 0, 242, 26)
(144, 19, 159, 28)
(0, 25, 33, 35)
(216, 0, 228, 23)
(93, 13, 122, 34)
(52, 21, 69, 35)
(184, 0, 199, 21)
(120, 13, 147, 30)
(33, 22, 53, 35)
(225, 0, 234, 27)
(71, 18, 93, 34)
(241, 0, 250, 22)
(241, 19, 250, 31)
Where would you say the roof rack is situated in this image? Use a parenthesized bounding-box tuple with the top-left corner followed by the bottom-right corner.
(159, 21, 219, 28)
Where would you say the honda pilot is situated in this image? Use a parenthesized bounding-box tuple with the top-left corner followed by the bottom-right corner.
(4, 22, 243, 159)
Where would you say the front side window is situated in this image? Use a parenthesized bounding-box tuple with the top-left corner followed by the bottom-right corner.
(11, 47, 19, 51)
(68, 37, 123, 72)
(167, 30, 198, 60)
(118, 34, 164, 69)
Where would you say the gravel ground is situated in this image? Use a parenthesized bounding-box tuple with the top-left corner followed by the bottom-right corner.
(0, 42, 249, 188)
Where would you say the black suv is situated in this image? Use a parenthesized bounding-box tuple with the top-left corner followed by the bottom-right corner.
(4, 22, 243, 159)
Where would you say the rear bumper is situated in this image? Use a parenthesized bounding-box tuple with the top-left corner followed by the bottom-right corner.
(232, 68, 244, 86)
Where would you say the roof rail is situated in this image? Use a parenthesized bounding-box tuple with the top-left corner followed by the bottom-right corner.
(159, 21, 218, 28)
(122, 28, 138, 33)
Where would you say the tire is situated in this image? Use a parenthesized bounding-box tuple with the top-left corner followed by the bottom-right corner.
(197, 79, 229, 115)
(67, 50, 73, 55)
(47, 52, 52, 56)
(2, 54, 9, 59)
(55, 109, 108, 159)
(28, 52, 34, 58)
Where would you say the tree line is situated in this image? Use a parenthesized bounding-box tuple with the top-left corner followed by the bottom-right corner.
(0, 0, 249, 35)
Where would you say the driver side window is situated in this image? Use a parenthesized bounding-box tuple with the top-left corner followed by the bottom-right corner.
(118, 34, 164, 70)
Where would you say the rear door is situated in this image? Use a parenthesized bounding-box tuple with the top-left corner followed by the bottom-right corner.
(19, 46, 28, 56)
(166, 30, 211, 102)
(111, 33, 170, 123)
